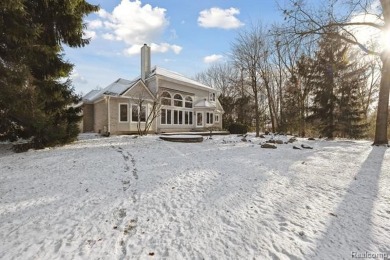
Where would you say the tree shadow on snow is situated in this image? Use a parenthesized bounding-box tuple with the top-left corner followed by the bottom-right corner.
(312, 146, 387, 259)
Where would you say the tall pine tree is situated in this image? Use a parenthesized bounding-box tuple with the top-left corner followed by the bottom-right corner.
(309, 29, 368, 139)
(0, 0, 99, 146)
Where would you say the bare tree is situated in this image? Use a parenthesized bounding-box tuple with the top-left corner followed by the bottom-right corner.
(280, 0, 389, 144)
(258, 40, 279, 132)
(134, 90, 161, 136)
(231, 23, 267, 137)
(195, 63, 240, 127)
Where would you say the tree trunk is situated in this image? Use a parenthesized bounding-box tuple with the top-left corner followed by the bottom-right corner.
(266, 85, 276, 133)
(374, 53, 390, 144)
(253, 78, 260, 137)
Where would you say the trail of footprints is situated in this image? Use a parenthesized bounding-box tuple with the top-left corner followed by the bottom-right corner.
(111, 145, 140, 259)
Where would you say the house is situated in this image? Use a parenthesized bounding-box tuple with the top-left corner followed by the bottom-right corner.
(81, 44, 224, 134)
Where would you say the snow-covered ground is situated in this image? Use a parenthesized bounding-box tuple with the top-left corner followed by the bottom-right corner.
(0, 133, 389, 260)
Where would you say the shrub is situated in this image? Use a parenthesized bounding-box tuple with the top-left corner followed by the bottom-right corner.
(228, 123, 248, 134)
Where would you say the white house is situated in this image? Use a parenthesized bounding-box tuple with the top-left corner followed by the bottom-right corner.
(81, 44, 224, 134)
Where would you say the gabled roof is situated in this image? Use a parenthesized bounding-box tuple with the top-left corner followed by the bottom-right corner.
(82, 89, 100, 101)
(83, 78, 140, 102)
(148, 67, 215, 92)
(82, 66, 216, 103)
(103, 78, 139, 96)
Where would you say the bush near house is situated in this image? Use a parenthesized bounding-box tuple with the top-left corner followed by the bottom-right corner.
(228, 123, 248, 134)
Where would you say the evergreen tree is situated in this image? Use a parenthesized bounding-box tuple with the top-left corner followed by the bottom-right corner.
(283, 54, 314, 136)
(337, 63, 368, 138)
(309, 29, 368, 139)
(0, 0, 99, 146)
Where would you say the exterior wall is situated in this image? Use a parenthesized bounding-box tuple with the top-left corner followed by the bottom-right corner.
(156, 78, 222, 132)
(93, 100, 108, 133)
(87, 75, 223, 135)
(108, 97, 156, 135)
(82, 104, 94, 132)
(145, 76, 157, 94)
(109, 97, 130, 134)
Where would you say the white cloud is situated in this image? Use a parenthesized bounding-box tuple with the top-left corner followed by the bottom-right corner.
(94, 0, 182, 56)
(198, 7, 244, 29)
(87, 19, 103, 29)
(102, 33, 116, 41)
(83, 30, 97, 40)
(71, 70, 88, 84)
(97, 9, 112, 19)
(98, 0, 168, 45)
(203, 54, 223, 63)
(124, 42, 183, 56)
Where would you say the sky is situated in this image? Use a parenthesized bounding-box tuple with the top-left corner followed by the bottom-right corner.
(64, 0, 287, 95)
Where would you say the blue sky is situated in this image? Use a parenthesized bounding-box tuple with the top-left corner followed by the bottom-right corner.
(65, 0, 287, 95)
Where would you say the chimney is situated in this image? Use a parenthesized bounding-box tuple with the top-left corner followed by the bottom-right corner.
(141, 44, 151, 81)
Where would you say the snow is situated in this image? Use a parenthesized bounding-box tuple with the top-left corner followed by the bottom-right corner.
(0, 134, 389, 259)
(151, 67, 214, 91)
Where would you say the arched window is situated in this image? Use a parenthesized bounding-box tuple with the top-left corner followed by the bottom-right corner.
(161, 91, 171, 106)
(185, 96, 193, 108)
(173, 94, 183, 107)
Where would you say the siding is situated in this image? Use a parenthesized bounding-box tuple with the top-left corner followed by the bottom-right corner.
(94, 100, 108, 133)
(108, 97, 156, 135)
(82, 104, 94, 132)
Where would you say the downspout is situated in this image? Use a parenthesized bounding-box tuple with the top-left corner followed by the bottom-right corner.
(155, 76, 159, 133)
(107, 96, 111, 134)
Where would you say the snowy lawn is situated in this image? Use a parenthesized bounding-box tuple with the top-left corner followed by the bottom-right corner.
(0, 134, 389, 259)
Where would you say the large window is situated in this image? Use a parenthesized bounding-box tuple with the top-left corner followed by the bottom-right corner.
(161, 109, 172, 125)
(132, 104, 146, 122)
(174, 110, 179, 124)
(185, 111, 193, 125)
(197, 112, 203, 126)
(206, 112, 214, 124)
(119, 104, 128, 122)
(185, 96, 193, 108)
(161, 91, 171, 106)
(173, 94, 183, 107)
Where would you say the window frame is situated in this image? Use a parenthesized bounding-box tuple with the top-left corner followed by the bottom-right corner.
(185, 96, 193, 108)
(119, 103, 129, 123)
(161, 91, 172, 106)
(206, 112, 214, 124)
(209, 93, 216, 102)
(161, 108, 172, 125)
(173, 94, 183, 107)
(131, 104, 147, 122)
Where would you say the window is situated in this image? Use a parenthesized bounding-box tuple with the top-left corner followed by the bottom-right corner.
(215, 114, 219, 123)
(184, 111, 193, 125)
(197, 112, 203, 126)
(167, 110, 171, 124)
(179, 111, 183, 124)
(185, 96, 193, 108)
(173, 94, 183, 107)
(174, 110, 179, 124)
(161, 108, 172, 125)
(161, 91, 171, 106)
(161, 109, 166, 124)
(206, 112, 214, 124)
(119, 104, 128, 122)
(209, 93, 216, 102)
(140, 106, 146, 122)
(132, 105, 138, 122)
(132, 104, 146, 122)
